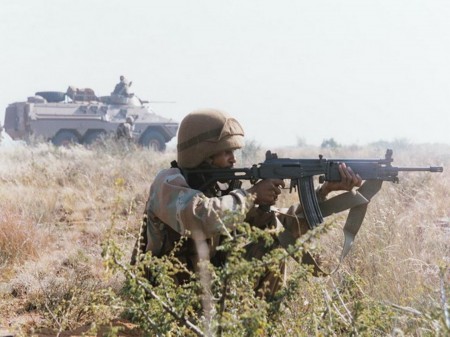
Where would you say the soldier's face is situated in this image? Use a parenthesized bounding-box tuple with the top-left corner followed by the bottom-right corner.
(210, 150, 236, 168)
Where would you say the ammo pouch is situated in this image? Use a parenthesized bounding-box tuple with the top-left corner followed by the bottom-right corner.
(145, 216, 167, 257)
(130, 214, 167, 265)
(131, 213, 201, 273)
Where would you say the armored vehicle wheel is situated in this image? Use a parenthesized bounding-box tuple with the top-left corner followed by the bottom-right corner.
(140, 130, 166, 151)
(83, 130, 105, 145)
(52, 130, 80, 146)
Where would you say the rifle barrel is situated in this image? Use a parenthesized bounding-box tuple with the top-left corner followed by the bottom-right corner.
(397, 167, 443, 173)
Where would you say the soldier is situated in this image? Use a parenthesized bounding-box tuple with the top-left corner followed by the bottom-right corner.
(135, 108, 361, 298)
(116, 116, 135, 140)
(112, 75, 131, 97)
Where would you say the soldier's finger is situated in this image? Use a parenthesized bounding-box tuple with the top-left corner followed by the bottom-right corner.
(346, 166, 362, 187)
(339, 163, 353, 182)
(354, 174, 363, 187)
(274, 185, 282, 195)
(272, 179, 285, 188)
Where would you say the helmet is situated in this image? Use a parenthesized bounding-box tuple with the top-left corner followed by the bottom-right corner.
(126, 116, 134, 124)
(177, 109, 245, 168)
(120, 75, 125, 81)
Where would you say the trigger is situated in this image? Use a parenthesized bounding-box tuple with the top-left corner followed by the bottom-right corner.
(289, 180, 297, 193)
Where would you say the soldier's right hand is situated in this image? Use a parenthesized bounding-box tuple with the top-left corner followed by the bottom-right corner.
(246, 179, 285, 205)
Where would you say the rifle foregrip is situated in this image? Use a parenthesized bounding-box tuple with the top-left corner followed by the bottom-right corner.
(298, 177, 324, 229)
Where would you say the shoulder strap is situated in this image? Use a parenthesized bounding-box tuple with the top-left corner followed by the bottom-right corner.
(315, 179, 383, 275)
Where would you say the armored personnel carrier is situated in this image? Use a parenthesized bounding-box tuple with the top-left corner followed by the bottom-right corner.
(3, 85, 178, 151)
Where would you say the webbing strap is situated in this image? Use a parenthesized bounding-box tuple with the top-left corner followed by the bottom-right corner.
(306, 179, 383, 275)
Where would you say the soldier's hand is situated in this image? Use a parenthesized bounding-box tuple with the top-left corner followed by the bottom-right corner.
(247, 179, 285, 205)
(318, 163, 362, 198)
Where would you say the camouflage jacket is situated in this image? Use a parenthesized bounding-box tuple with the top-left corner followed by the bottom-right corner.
(113, 81, 130, 96)
(143, 168, 309, 265)
(144, 167, 249, 253)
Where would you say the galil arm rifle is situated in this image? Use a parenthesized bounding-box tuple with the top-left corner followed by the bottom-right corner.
(183, 149, 443, 230)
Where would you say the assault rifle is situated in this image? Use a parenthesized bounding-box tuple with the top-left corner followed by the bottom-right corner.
(184, 149, 443, 230)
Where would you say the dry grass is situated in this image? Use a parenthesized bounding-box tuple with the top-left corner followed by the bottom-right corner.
(0, 140, 448, 335)
(0, 141, 174, 335)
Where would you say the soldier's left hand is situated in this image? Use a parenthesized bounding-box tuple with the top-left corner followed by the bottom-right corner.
(318, 163, 362, 197)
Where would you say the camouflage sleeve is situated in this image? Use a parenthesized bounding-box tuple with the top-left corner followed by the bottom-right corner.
(146, 168, 253, 240)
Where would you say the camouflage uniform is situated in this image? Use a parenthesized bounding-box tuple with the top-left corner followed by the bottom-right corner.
(113, 75, 130, 97)
(142, 165, 310, 295)
(137, 109, 311, 297)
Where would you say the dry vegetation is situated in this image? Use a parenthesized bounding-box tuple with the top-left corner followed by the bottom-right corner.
(0, 139, 448, 336)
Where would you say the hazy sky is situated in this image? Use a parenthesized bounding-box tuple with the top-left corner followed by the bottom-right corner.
(1, 0, 450, 148)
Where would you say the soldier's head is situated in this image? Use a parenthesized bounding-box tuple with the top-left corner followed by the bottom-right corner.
(126, 116, 134, 125)
(177, 109, 245, 169)
(120, 75, 125, 82)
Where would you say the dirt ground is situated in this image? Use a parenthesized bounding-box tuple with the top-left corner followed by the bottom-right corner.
(1, 319, 142, 337)
(36, 320, 143, 337)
